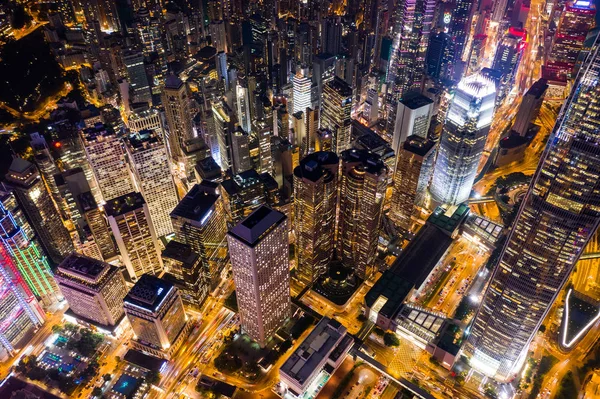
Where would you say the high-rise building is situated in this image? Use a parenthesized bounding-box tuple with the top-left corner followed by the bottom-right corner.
(512, 78, 548, 136)
(0, 202, 61, 307)
(220, 169, 268, 225)
(211, 101, 234, 171)
(549, 1, 596, 67)
(235, 81, 252, 134)
(293, 152, 339, 286)
(447, 0, 475, 78)
(125, 130, 179, 238)
(430, 73, 496, 205)
(338, 150, 388, 279)
(55, 253, 128, 329)
(292, 67, 312, 115)
(392, 94, 434, 155)
(390, 136, 436, 230)
(227, 205, 290, 347)
(5, 158, 73, 264)
(105, 192, 163, 281)
(0, 246, 45, 359)
(81, 123, 135, 202)
(320, 77, 353, 154)
(321, 16, 342, 55)
(170, 184, 228, 289)
(161, 240, 209, 309)
(124, 274, 188, 358)
(123, 50, 152, 104)
(426, 32, 452, 79)
(464, 36, 600, 382)
(80, 193, 116, 260)
(230, 127, 252, 175)
(492, 28, 527, 102)
(386, 0, 436, 133)
(161, 74, 195, 162)
(128, 107, 164, 133)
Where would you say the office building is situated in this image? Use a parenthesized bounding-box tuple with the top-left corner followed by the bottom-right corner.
(293, 152, 339, 285)
(55, 253, 128, 330)
(392, 94, 434, 155)
(512, 79, 548, 136)
(123, 50, 152, 104)
(128, 107, 164, 133)
(430, 74, 496, 205)
(161, 241, 209, 309)
(550, 1, 596, 65)
(170, 184, 228, 288)
(292, 67, 312, 115)
(81, 193, 116, 260)
(212, 101, 234, 171)
(81, 123, 135, 202)
(321, 17, 342, 55)
(230, 127, 252, 175)
(492, 28, 527, 102)
(220, 169, 268, 225)
(320, 77, 353, 154)
(124, 274, 189, 358)
(227, 206, 290, 347)
(279, 317, 353, 399)
(105, 193, 163, 281)
(0, 247, 45, 359)
(390, 136, 436, 230)
(161, 74, 195, 162)
(464, 37, 600, 382)
(426, 32, 452, 79)
(235, 81, 252, 134)
(0, 202, 61, 306)
(5, 158, 73, 264)
(338, 150, 388, 279)
(125, 130, 179, 238)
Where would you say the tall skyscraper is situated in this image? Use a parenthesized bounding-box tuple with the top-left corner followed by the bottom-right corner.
(464, 37, 600, 382)
(549, 1, 596, 66)
(235, 81, 252, 134)
(5, 158, 73, 264)
(293, 152, 339, 285)
(0, 202, 61, 307)
(211, 101, 234, 171)
(0, 246, 45, 358)
(81, 123, 135, 202)
(124, 274, 188, 358)
(123, 50, 152, 104)
(230, 127, 252, 175)
(321, 16, 342, 55)
(292, 67, 311, 115)
(220, 169, 268, 225)
(386, 0, 436, 133)
(430, 74, 496, 205)
(80, 193, 116, 260)
(392, 94, 434, 155)
(105, 192, 163, 281)
(492, 28, 527, 102)
(390, 136, 436, 230)
(338, 150, 388, 279)
(125, 130, 179, 238)
(161, 241, 209, 309)
(162, 74, 195, 162)
(55, 253, 128, 329)
(170, 184, 228, 289)
(512, 78, 548, 136)
(227, 205, 290, 347)
(320, 77, 353, 154)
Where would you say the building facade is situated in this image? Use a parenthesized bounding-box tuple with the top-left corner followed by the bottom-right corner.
(320, 77, 353, 154)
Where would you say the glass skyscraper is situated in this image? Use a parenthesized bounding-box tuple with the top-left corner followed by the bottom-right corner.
(430, 73, 496, 205)
(465, 38, 600, 381)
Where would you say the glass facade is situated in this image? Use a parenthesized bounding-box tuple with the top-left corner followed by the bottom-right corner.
(465, 39, 600, 381)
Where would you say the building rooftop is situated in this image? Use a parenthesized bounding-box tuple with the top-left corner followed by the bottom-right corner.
(170, 184, 218, 224)
(326, 76, 352, 97)
(125, 129, 162, 152)
(165, 74, 184, 90)
(123, 349, 167, 372)
(280, 317, 347, 386)
(81, 123, 115, 143)
(105, 192, 145, 217)
(293, 151, 339, 183)
(400, 94, 434, 110)
(402, 135, 436, 157)
(124, 274, 174, 312)
(364, 270, 414, 319)
(57, 253, 110, 282)
(220, 169, 263, 196)
(195, 156, 222, 180)
(427, 204, 470, 236)
(161, 240, 200, 269)
(526, 78, 549, 99)
(340, 149, 387, 176)
(228, 205, 286, 247)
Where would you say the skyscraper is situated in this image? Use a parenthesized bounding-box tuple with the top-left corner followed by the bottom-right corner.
(227, 205, 290, 347)
(212, 101, 234, 171)
(162, 74, 195, 162)
(0, 245, 45, 358)
(170, 184, 228, 289)
(105, 192, 163, 281)
(220, 169, 268, 225)
(124, 274, 188, 358)
(320, 77, 353, 154)
(392, 94, 434, 155)
(464, 37, 600, 382)
(80, 193, 116, 260)
(122, 50, 152, 104)
(161, 241, 209, 309)
(55, 253, 128, 329)
(390, 136, 436, 230)
(235, 81, 252, 134)
(338, 150, 388, 279)
(230, 127, 252, 175)
(0, 202, 61, 307)
(293, 152, 339, 285)
(430, 74, 496, 205)
(125, 130, 179, 238)
(492, 28, 527, 102)
(81, 123, 135, 203)
(5, 158, 73, 264)
(292, 67, 311, 115)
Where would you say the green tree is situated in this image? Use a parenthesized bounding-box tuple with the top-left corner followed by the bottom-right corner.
(145, 370, 161, 385)
(383, 332, 400, 347)
(102, 373, 112, 382)
(91, 387, 103, 397)
(373, 327, 385, 336)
